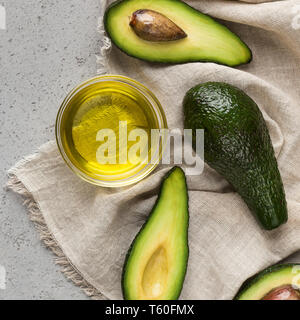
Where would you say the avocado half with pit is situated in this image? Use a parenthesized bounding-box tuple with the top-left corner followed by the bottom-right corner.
(234, 264, 300, 300)
(122, 167, 189, 300)
(104, 0, 252, 66)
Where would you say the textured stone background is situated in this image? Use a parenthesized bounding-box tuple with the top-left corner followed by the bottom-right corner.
(0, 0, 299, 300)
(0, 0, 101, 300)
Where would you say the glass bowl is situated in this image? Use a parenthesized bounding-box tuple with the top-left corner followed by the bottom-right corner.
(55, 75, 168, 187)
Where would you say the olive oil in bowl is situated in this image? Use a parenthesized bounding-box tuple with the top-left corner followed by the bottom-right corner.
(56, 75, 167, 187)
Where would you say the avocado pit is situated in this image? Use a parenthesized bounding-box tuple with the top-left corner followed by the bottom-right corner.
(262, 285, 300, 300)
(129, 9, 187, 42)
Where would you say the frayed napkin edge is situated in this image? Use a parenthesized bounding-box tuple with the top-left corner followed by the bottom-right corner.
(96, 0, 111, 75)
(5, 0, 112, 299)
(6, 142, 106, 300)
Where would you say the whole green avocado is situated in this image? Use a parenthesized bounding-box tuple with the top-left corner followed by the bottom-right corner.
(183, 82, 288, 230)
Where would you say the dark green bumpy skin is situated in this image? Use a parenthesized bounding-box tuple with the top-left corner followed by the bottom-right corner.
(183, 82, 288, 230)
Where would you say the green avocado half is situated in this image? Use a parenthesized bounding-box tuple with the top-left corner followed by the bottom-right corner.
(104, 0, 252, 66)
(122, 167, 189, 300)
(234, 264, 300, 300)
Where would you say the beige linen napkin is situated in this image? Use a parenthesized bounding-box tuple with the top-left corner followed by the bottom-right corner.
(7, 0, 300, 299)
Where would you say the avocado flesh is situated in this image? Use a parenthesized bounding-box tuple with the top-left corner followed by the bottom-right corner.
(183, 82, 288, 230)
(122, 167, 189, 300)
(104, 0, 252, 66)
(235, 264, 300, 300)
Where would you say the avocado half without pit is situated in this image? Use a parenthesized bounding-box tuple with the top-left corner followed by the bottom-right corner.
(104, 0, 252, 66)
(122, 167, 189, 300)
(234, 264, 300, 300)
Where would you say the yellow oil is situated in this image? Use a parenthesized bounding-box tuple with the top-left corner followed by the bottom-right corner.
(59, 80, 159, 180)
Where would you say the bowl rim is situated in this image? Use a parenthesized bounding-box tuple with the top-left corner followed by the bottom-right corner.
(55, 74, 168, 187)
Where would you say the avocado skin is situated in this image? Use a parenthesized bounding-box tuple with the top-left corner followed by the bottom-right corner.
(104, 0, 252, 66)
(184, 82, 288, 230)
(122, 166, 189, 300)
(234, 264, 300, 300)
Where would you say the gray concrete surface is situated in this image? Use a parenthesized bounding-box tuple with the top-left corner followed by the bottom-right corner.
(0, 0, 101, 300)
(0, 0, 299, 300)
